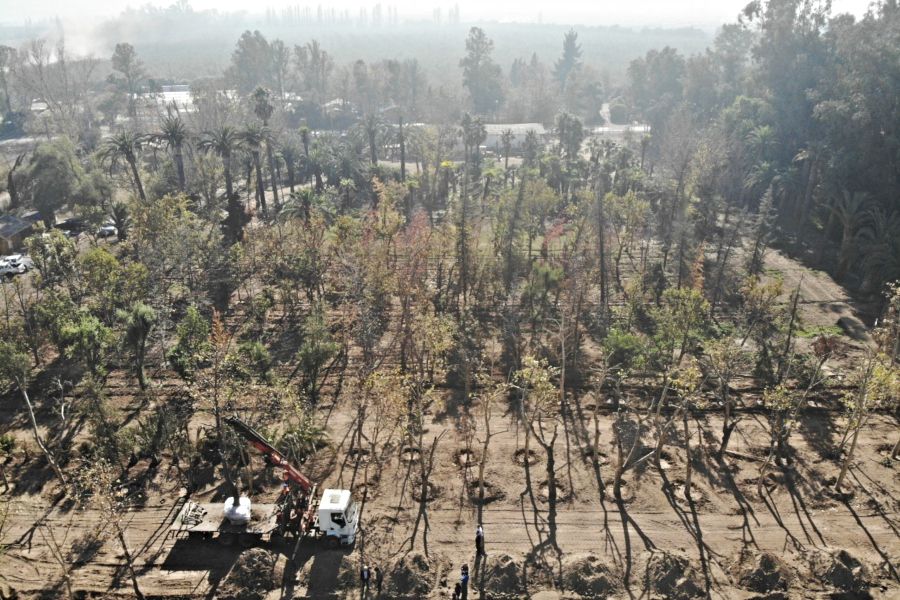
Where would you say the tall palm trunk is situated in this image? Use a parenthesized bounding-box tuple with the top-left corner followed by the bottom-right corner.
(223, 156, 234, 200)
(368, 129, 377, 165)
(174, 143, 186, 191)
(287, 162, 296, 193)
(399, 117, 406, 181)
(252, 151, 267, 218)
(128, 156, 146, 202)
(266, 142, 280, 211)
(314, 167, 324, 193)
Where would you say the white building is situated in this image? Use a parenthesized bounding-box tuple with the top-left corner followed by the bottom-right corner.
(483, 123, 548, 150)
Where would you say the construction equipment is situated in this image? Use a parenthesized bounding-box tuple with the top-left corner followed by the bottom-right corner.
(170, 416, 359, 548)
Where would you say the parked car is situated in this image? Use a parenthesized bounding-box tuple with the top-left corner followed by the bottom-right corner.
(54, 217, 86, 233)
(0, 257, 26, 278)
(98, 224, 118, 238)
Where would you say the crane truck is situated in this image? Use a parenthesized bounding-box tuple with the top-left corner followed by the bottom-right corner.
(169, 416, 359, 548)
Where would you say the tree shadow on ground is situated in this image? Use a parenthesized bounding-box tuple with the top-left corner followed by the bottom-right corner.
(160, 538, 242, 599)
(796, 411, 841, 464)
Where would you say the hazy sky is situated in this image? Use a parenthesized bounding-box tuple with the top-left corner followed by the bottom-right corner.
(1, 0, 878, 28)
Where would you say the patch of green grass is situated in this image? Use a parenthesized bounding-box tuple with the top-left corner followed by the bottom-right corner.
(797, 324, 844, 338)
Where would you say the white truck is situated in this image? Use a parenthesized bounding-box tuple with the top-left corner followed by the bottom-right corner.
(170, 417, 359, 548)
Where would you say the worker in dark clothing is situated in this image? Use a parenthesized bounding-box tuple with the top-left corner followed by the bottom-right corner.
(360, 564, 371, 597)
(452, 582, 462, 599)
(460, 564, 469, 600)
(374, 566, 383, 597)
(475, 524, 485, 557)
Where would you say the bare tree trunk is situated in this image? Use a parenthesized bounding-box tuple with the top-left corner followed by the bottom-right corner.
(835, 360, 874, 492)
(683, 408, 693, 499)
(718, 383, 736, 458)
(116, 526, 147, 600)
(18, 381, 67, 487)
(7, 153, 25, 210)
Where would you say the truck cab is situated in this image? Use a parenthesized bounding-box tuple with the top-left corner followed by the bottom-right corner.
(317, 488, 359, 546)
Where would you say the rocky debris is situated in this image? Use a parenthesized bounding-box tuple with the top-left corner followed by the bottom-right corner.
(561, 553, 620, 597)
(218, 548, 281, 600)
(811, 549, 870, 594)
(736, 552, 792, 593)
(642, 550, 703, 599)
(386, 551, 434, 598)
(481, 553, 526, 596)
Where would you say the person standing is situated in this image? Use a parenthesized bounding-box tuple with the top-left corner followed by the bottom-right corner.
(360, 564, 370, 597)
(460, 564, 469, 600)
(452, 581, 461, 600)
(475, 524, 485, 557)
(374, 565, 383, 597)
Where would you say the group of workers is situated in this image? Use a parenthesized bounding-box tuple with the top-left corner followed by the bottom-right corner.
(360, 525, 487, 599)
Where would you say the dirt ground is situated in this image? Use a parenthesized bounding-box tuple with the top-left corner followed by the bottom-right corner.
(0, 252, 898, 599)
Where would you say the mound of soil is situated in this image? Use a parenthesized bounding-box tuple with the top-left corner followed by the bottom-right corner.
(642, 551, 703, 599)
(561, 553, 620, 597)
(412, 480, 439, 502)
(811, 549, 869, 593)
(538, 479, 571, 503)
(603, 479, 635, 503)
(737, 552, 792, 593)
(671, 479, 709, 507)
(467, 479, 506, 505)
(580, 446, 610, 466)
(218, 548, 281, 600)
(482, 553, 526, 595)
(400, 446, 422, 463)
(387, 552, 434, 597)
(514, 448, 540, 466)
(456, 448, 481, 468)
(656, 449, 675, 470)
(347, 447, 371, 464)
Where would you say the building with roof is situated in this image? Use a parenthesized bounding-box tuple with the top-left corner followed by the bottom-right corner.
(483, 123, 548, 150)
(0, 214, 34, 254)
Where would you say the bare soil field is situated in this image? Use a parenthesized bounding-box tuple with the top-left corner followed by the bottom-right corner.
(0, 253, 898, 600)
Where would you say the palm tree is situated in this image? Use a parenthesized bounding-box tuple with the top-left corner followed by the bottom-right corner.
(100, 130, 147, 202)
(281, 188, 317, 223)
(299, 126, 311, 182)
(110, 201, 131, 242)
(500, 128, 514, 184)
(831, 190, 870, 280)
(240, 123, 268, 218)
(304, 141, 330, 193)
(355, 113, 385, 166)
(279, 137, 302, 193)
(252, 87, 280, 210)
(155, 114, 189, 191)
(858, 208, 900, 292)
(199, 125, 247, 245)
(119, 302, 156, 390)
(198, 125, 241, 201)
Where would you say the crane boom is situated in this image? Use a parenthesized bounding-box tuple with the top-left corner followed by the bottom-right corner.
(224, 416, 314, 492)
